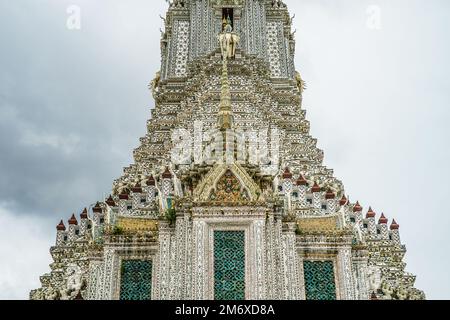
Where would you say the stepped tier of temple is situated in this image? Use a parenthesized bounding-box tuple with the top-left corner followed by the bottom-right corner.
(30, 0, 424, 300)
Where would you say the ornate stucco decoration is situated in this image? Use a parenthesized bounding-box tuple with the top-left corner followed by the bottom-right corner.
(116, 217, 159, 233)
(213, 0, 245, 7)
(194, 163, 262, 203)
(30, 0, 425, 301)
(297, 215, 340, 233)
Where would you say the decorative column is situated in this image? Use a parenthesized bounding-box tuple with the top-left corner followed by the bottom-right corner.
(265, 212, 276, 299)
(118, 192, 129, 216)
(296, 174, 308, 209)
(146, 176, 157, 204)
(86, 259, 102, 300)
(282, 168, 293, 194)
(311, 182, 322, 213)
(281, 222, 300, 300)
(366, 207, 377, 239)
(282, 168, 293, 212)
(168, 224, 178, 300)
(156, 220, 172, 300)
(353, 201, 363, 229)
(273, 208, 283, 299)
(352, 248, 370, 300)
(56, 220, 66, 246)
(105, 196, 118, 225)
(191, 220, 208, 300)
(131, 182, 143, 210)
(390, 220, 401, 245)
(161, 168, 174, 211)
(92, 202, 104, 241)
(252, 219, 267, 299)
(67, 214, 78, 243)
(297, 251, 306, 300)
(99, 247, 115, 300)
(174, 205, 190, 299)
(338, 247, 356, 300)
(378, 213, 389, 240)
(79, 208, 89, 235)
(325, 189, 336, 214)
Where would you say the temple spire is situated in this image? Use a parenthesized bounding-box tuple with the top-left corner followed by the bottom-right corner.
(217, 57, 234, 131)
(217, 19, 238, 132)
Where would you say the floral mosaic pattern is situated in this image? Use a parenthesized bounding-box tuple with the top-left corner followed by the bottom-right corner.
(210, 170, 249, 203)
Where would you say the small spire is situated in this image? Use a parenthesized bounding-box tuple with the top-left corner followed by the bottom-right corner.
(146, 175, 156, 186)
(325, 189, 335, 200)
(93, 202, 103, 213)
(119, 192, 129, 200)
(282, 168, 293, 179)
(80, 208, 88, 219)
(296, 174, 307, 186)
(378, 213, 388, 224)
(366, 207, 376, 218)
(131, 182, 142, 193)
(106, 195, 116, 207)
(68, 214, 78, 226)
(311, 182, 321, 193)
(162, 167, 173, 179)
(371, 292, 378, 300)
(353, 201, 362, 212)
(56, 220, 66, 231)
(339, 195, 348, 206)
(390, 219, 400, 230)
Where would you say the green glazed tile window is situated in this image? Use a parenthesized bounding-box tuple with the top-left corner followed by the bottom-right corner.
(303, 260, 337, 300)
(214, 231, 245, 300)
(119, 260, 152, 300)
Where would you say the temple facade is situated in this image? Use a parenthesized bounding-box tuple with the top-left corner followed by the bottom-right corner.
(30, 0, 425, 300)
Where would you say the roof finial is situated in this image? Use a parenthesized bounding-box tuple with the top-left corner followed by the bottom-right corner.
(390, 219, 400, 230)
(379, 213, 388, 224)
(353, 201, 362, 212)
(68, 214, 78, 226)
(339, 194, 348, 206)
(366, 206, 376, 218)
(56, 220, 66, 231)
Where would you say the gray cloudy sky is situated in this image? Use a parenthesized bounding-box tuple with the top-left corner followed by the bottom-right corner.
(0, 0, 448, 300)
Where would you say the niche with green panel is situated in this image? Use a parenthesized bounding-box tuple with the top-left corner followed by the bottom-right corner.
(214, 231, 246, 300)
(303, 260, 337, 300)
(119, 260, 152, 300)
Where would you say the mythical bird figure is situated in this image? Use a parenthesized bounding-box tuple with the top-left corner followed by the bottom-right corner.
(60, 264, 85, 300)
(150, 71, 161, 98)
(295, 71, 307, 93)
(367, 266, 382, 293)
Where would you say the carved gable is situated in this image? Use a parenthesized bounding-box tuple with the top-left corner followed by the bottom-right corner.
(194, 163, 261, 203)
(209, 169, 249, 202)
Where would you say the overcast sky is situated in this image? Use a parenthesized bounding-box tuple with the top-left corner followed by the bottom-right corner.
(0, 0, 448, 300)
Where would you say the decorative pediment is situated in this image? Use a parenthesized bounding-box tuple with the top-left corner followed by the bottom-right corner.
(193, 163, 261, 203)
(209, 169, 249, 202)
(212, 0, 245, 7)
